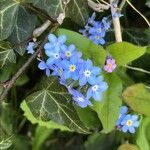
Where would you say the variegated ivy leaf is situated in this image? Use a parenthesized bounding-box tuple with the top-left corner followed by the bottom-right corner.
(32, 0, 64, 18)
(0, 41, 16, 68)
(25, 76, 90, 134)
(0, 0, 19, 41)
(66, 0, 89, 25)
(8, 6, 37, 56)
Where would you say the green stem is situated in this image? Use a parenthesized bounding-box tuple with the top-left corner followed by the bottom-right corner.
(124, 65, 150, 75)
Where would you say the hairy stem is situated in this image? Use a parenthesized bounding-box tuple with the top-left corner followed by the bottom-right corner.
(124, 65, 150, 75)
(110, 0, 122, 42)
(0, 38, 47, 101)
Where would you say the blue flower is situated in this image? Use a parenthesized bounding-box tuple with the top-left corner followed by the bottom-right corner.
(46, 48, 61, 67)
(89, 34, 105, 45)
(79, 59, 101, 86)
(61, 56, 82, 80)
(26, 42, 35, 54)
(121, 114, 140, 133)
(60, 44, 76, 59)
(101, 17, 111, 30)
(38, 59, 50, 77)
(116, 106, 128, 126)
(44, 34, 67, 56)
(87, 76, 108, 101)
(89, 21, 106, 37)
(87, 12, 96, 25)
(70, 89, 92, 108)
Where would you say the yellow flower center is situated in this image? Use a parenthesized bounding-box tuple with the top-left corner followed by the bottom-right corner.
(65, 51, 71, 57)
(69, 65, 76, 72)
(107, 63, 112, 68)
(126, 120, 133, 127)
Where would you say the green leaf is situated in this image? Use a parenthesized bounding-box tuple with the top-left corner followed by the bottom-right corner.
(15, 74, 29, 86)
(0, 0, 19, 41)
(85, 132, 118, 150)
(66, 0, 89, 25)
(56, 28, 106, 66)
(33, 0, 64, 18)
(122, 84, 150, 117)
(146, 0, 150, 8)
(75, 106, 101, 130)
(0, 41, 16, 68)
(93, 73, 122, 133)
(117, 143, 139, 150)
(136, 117, 150, 150)
(8, 6, 37, 55)
(20, 101, 70, 131)
(22, 76, 90, 134)
(0, 102, 13, 149)
(33, 126, 53, 150)
(106, 42, 146, 66)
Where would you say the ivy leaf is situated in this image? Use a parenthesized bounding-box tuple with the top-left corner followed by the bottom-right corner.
(20, 100, 70, 131)
(66, 0, 89, 25)
(0, 41, 16, 68)
(23, 76, 90, 134)
(93, 73, 122, 133)
(107, 42, 146, 66)
(56, 28, 106, 66)
(146, 0, 150, 8)
(122, 84, 150, 117)
(0, 0, 19, 41)
(33, 0, 64, 18)
(136, 117, 150, 150)
(8, 6, 37, 55)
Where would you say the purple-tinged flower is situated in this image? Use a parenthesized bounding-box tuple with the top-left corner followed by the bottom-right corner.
(116, 106, 128, 127)
(87, 76, 108, 101)
(121, 114, 140, 133)
(104, 58, 116, 73)
(89, 34, 105, 45)
(79, 59, 101, 86)
(70, 89, 92, 108)
(26, 42, 35, 54)
(38, 59, 50, 77)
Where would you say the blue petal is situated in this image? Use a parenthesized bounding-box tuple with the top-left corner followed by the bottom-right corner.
(92, 67, 101, 75)
(46, 57, 55, 66)
(63, 71, 70, 79)
(79, 76, 87, 86)
(120, 106, 128, 114)
(48, 34, 57, 43)
(98, 38, 105, 45)
(68, 44, 75, 51)
(58, 35, 67, 44)
(87, 76, 96, 85)
(46, 68, 50, 77)
(38, 61, 47, 70)
(71, 72, 79, 80)
(133, 121, 139, 127)
(129, 127, 135, 133)
(44, 43, 53, 50)
(93, 92, 102, 101)
(45, 50, 53, 57)
(131, 115, 138, 121)
(87, 88, 92, 99)
(122, 125, 128, 133)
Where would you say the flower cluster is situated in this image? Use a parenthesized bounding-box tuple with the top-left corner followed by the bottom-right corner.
(116, 106, 140, 134)
(79, 13, 110, 45)
(104, 56, 116, 73)
(38, 34, 108, 108)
